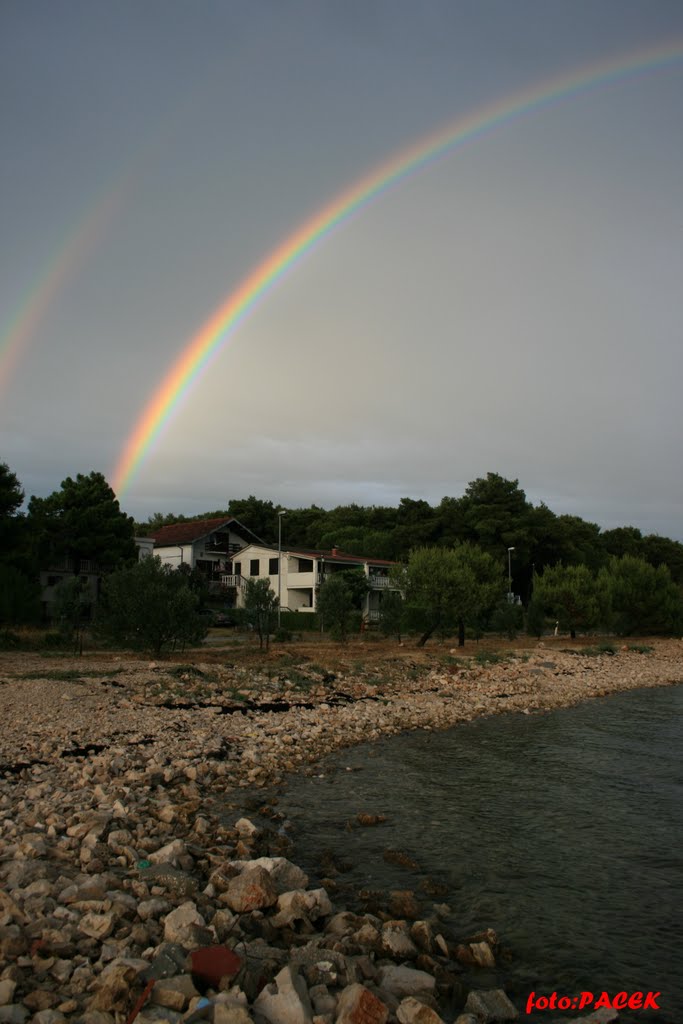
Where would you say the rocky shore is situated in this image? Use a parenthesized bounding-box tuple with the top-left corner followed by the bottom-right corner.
(1, 639, 681, 1024)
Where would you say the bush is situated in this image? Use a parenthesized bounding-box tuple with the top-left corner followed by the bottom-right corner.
(0, 629, 21, 650)
(279, 610, 320, 631)
(96, 556, 207, 656)
(490, 600, 523, 640)
(273, 627, 293, 643)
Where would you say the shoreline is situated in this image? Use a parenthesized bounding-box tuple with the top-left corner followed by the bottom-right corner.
(0, 639, 681, 1023)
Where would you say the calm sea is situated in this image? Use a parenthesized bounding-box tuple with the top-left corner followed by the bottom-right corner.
(274, 684, 682, 1022)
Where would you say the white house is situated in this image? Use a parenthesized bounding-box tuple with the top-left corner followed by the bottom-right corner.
(221, 543, 399, 622)
(149, 517, 263, 588)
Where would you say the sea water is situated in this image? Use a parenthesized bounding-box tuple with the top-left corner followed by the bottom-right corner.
(275, 684, 682, 1022)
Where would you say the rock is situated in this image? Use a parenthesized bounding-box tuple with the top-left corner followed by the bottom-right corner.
(0, 926, 28, 959)
(148, 840, 187, 867)
(139, 865, 198, 898)
(87, 961, 144, 1013)
(355, 815, 386, 827)
(309, 986, 337, 1018)
(375, 966, 435, 999)
(463, 989, 518, 1022)
(388, 892, 420, 920)
(272, 889, 333, 927)
(137, 898, 171, 921)
(231, 858, 309, 894)
(234, 818, 259, 837)
(135, 1009, 183, 1024)
(409, 922, 433, 954)
(335, 984, 388, 1024)
(79, 911, 115, 940)
(151, 975, 199, 1011)
(453, 1016, 478, 1024)
(254, 964, 313, 1024)
(469, 941, 495, 968)
(212, 1006, 254, 1024)
(22, 992, 58, 1013)
(0, 982, 17, 1007)
(396, 998, 445, 1024)
(163, 902, 210, 949)
(222, 867, 278, 913)
(0, 1008, 28, 1024)
(325, 913, 359, 937)
(30, 1012, 67, 1024)
(380, 922, 418, 960)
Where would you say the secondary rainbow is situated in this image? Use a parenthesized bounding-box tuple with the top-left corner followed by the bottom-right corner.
(113, 39, 683, 496)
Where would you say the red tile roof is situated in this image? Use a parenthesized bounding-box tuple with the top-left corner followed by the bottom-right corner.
(150, 518, 236, 546)
(285, 547, 397, 566)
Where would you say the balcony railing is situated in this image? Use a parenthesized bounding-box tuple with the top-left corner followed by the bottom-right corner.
(368, 575, 392, 588)
(220, 574, 245, 589)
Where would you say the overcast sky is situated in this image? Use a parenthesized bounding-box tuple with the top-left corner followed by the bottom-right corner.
(2, 1, 682, 538)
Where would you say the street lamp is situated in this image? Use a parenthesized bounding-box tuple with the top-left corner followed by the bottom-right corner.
(277, 511, 286, 627)
(507, 546, 515, 603)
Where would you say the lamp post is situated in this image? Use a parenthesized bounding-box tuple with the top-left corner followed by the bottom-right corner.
(507, 546, 515, 603)
(277, 511, 286, 627)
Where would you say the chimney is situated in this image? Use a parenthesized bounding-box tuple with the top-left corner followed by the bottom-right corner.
(332, 547, 338, 557)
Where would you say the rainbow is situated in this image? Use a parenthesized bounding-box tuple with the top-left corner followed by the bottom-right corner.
(112, 39, 683, 496)
(0, 192, 122, 393)
(0, 62, 222, 397)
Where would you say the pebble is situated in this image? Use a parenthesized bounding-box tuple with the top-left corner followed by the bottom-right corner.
(0, 642, 679, 1021)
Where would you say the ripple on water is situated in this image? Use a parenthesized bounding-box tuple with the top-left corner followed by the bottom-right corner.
(275, 684, 683, 1023)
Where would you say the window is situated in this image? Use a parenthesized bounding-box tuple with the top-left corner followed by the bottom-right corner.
(234, 562, 241, 577)
(250, 559, 260, 576)
(298, 558, 313, 572)
(269, 557, 278, 575)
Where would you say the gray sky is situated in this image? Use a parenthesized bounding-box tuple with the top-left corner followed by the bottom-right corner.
(2, 1, 682, 538)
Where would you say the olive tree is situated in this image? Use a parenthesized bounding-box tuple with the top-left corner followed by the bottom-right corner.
(533, 563, 608, 639)
(401, 543, 503, 647)
(243, 577, 279, 650)
(96, 556, 207, 656)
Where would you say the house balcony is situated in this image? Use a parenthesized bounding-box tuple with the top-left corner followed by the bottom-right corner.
(286, 571, 318, 589)
(368, 574, 392, 588)
(220, 574, 245, 589)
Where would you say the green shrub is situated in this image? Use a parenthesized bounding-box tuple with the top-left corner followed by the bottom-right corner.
(0, 629, 22, 650)
(273, 627, 293, 642)
(279, 610, 320, 631)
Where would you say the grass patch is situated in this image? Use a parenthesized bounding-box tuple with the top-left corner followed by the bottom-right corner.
(577, 643, 618, 659)
(167, 664, 218, 682)
(17, 667, 125, 682)
(474, 650, 506, 665)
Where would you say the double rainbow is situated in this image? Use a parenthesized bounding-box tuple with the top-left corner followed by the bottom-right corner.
(112, 39, 683, 496)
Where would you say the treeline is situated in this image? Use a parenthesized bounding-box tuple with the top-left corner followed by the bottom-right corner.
(0, 463, 138, 628)
(136, 473, 683, 600)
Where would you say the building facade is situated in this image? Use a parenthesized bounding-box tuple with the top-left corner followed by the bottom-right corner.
(221, 543, 399, 622)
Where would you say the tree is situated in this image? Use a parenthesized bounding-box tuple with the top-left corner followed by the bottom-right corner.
(600, 555, 683, 636)
(243, 577, 278, 650)
(52, 577, 92, 653)
(400, 543, 503, 647)
(0, 461, 24, 520)
(318, 574, 355, 642)
(29, 472, 137, 573)
(533, 563, 608, 639)
(490, 599, 524, 640)
(0, 565, 41, 626)
(379, 590, 406, 642)
(641, 534, 683, 585)
(96, 556, 207, 655)
(0, 461, 31, 570)
(227, 496, 279, 543)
